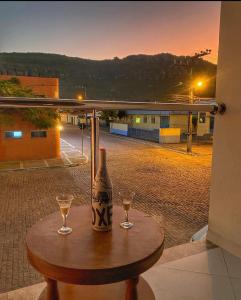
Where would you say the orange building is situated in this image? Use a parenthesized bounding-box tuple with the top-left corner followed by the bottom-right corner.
(0, 75, 60, 161)
(0, 75, 59, 98)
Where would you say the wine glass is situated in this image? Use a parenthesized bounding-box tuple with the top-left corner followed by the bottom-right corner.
(119, 191, 135, 229)
(56, 194, 73, 235)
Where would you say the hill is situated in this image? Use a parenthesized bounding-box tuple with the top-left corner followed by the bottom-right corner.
(0, 52, 216, 101)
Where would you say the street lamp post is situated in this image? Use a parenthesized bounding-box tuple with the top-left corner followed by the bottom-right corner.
(174, 49, 211, 153)
(81, 122, 84, 156)
(187, 70, 194, 153)
(78, 114, 88, 165)
(76, 92, 88, 164)
(83, 85, 87, 99)
(187, 77, 208, 153)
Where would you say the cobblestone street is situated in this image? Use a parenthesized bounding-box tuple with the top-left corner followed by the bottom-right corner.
(0, 125, 212, 293)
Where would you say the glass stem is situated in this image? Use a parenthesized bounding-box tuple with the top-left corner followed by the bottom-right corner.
(63, 215, 67, 228)
(125, 210, 129, 223)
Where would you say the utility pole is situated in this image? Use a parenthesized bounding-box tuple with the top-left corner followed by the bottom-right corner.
(78, 113, 88, 165)
(82, 84, 87, 99)
(174, 49, 212, 153)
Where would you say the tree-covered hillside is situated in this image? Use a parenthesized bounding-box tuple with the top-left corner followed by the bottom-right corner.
(0, 52, 216, 100)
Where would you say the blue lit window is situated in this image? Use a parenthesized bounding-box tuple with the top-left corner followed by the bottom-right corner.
(5, 131, 23, 139)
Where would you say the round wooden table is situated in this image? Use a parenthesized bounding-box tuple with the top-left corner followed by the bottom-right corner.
(26, 205, 164, 300)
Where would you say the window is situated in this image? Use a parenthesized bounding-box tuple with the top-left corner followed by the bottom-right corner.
(5, 131, 23, 139)
(160, 116, 170, 128)
(143, 116, 148, 123)
(135, 117, 141, 124)
(151, 116, 155, 124)
(31, 131, 47, 138)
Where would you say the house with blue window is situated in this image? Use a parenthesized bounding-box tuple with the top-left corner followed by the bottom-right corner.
(110, 101, 215, 143)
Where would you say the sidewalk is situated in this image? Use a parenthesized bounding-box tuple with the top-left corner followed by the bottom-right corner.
(0, 139, 88, 172)
(161, 143, 213, 156)
(105, 130, 213, 156)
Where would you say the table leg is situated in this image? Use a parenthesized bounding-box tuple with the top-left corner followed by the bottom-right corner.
(45, 277, 59, 300)
(125, 276, 139, 300)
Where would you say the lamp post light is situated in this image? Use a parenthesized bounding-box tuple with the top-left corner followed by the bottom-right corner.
(57, 124, 63, 131)
(77, 94, 83, 101)
(187, 78, 206, 153)
(197, 81, 204, 88)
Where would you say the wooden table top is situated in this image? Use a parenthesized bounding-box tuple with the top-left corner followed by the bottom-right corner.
(26, 205, 164, 285)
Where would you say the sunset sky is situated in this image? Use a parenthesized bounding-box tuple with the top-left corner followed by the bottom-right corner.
(0, 1, 221, 63)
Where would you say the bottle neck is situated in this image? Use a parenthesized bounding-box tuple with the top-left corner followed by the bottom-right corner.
(95, 148, 112, 187)
(99, 149, 106, 170)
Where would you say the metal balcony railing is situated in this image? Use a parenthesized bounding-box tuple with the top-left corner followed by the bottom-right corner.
(0, 97, 225, 114)
(0, 96, 226, 195)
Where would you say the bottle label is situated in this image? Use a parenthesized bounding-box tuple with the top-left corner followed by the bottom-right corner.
(92, 190, 112, 231)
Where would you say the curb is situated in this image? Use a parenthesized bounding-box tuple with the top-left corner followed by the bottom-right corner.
(0, 162, 80, 173)
(103, 131, 205, 157)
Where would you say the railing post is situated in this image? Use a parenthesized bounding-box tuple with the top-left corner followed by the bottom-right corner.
(91, 109, 99, 197)
(187, 111, 193, 153)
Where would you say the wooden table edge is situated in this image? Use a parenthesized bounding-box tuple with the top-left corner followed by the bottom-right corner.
(26, 237, 164, 285)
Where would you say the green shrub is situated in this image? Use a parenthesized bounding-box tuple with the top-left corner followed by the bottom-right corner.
(0, 78, 59, 128)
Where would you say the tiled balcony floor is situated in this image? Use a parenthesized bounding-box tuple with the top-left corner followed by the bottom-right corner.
(143, 246, 241, 300)
(1, 242, 240, 300)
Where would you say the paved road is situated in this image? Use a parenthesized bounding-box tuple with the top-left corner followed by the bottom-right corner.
(61, 124, 212, 246)
(60, 124, 162, 155)
(0, 124, 212, 293)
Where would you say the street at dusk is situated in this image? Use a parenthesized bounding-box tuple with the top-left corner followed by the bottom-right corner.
(1, 1, 241, 300)
(0, 125, 211, 293)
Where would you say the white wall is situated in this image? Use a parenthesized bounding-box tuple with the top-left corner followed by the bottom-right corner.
(207, 2, 241, 258)
(110, 123, 128, 131)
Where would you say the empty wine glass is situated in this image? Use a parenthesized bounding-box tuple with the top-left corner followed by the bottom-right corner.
(119, 191, 135, 229)
(56, 194, 73, 235)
